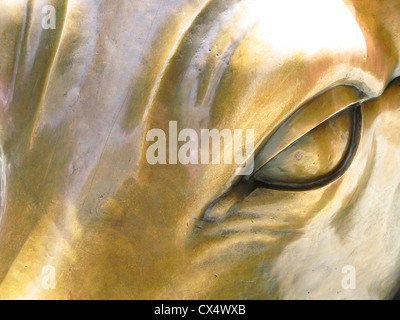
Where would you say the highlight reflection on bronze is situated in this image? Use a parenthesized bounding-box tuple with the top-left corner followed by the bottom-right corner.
(0, 0, 400, 299)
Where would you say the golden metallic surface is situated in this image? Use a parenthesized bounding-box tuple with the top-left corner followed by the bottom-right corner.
(0, 0, 400, 300)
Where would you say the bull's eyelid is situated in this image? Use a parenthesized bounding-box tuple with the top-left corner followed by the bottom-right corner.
(253, 85, 366, 173)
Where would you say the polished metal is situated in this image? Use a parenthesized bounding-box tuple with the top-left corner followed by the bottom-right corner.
(0, 0, 400, 299)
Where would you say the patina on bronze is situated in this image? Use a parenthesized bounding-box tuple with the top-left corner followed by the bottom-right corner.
(0, 0, 400, 299)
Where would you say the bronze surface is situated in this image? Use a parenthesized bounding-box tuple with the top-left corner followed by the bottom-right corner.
(0, 0, 400, 299)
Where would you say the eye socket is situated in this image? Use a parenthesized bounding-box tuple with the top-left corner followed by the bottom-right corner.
(199, 104, 362, 224)
(251, 104, 362, 190)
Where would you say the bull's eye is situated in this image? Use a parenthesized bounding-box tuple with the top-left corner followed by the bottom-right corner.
(251, 105, 362, 190)
(201, 104, 362, 223)
(201, 88, 364, 223)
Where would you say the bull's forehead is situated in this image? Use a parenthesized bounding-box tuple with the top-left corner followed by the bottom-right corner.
(153, 0, 399, 125)
(118, 0, 400, 142)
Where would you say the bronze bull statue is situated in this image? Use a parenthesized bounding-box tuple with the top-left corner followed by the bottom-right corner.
(0, 0, 400, 299)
